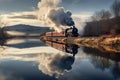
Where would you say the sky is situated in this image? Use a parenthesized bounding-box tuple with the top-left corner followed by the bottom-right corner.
(0, 0, 114, 26)
(0, 0, 114, 14)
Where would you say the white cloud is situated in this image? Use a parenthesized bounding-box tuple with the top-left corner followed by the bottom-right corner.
(1, 11, 45, 27)
(8, 11, 37, 19)
(1, 11, 92, 27)
(73, 13, 92, 22)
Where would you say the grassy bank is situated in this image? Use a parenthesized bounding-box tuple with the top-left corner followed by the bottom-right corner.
(74, 35, 120, 53)
(41, 35, 120, 53)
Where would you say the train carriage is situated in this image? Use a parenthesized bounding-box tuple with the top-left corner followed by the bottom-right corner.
(45, 26, 79, 37)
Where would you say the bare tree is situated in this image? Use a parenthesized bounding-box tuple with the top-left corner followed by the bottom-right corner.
(111, 0, 120, 17)
(0, 15, 8, 40)
(91, 10, 111, 21)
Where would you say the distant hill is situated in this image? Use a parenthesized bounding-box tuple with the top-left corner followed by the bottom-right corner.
(4, 24, 54, 36)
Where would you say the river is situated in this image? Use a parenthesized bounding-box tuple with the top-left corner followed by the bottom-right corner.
(0, 37, 120, 80)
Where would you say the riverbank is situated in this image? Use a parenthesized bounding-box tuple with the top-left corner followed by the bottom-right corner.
(41, 35, 120, 53)
(74, 35, 120, 53)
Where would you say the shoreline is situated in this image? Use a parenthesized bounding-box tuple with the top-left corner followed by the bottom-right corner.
(41, 35, 120, 53)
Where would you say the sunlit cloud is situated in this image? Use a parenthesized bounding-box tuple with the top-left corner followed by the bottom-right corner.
(1, 11, 44, 27)
(1, 11, 92, 27)
(8, 12, 37, 19)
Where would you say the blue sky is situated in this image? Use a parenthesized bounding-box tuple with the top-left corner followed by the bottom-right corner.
(0, 0, 114, 14)
(0, 0, 40, 13)
(60, 0, 114, 14)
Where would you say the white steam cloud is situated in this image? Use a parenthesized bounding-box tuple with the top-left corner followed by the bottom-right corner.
(73, 17, 86, 35)
(37, 0, 75, 32)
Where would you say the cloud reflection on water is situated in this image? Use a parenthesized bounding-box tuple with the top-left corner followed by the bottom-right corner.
(0, 38, 76, 78)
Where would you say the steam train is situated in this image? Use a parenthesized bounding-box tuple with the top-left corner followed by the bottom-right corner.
(44, 26, 79, 37)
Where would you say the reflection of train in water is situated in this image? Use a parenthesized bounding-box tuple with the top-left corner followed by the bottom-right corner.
(45, 41, 79, 56)
(44, 26, 79, 37)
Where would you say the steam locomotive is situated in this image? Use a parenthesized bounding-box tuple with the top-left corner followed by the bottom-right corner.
(65, 26, 78, 37)
(44, 26, 79, 37)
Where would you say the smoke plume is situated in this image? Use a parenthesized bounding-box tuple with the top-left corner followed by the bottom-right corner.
(37, 0, 75, 32)
(73, 17, 86, 35)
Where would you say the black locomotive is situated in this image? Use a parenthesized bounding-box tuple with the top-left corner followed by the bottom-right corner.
(65, 26, 79, 37)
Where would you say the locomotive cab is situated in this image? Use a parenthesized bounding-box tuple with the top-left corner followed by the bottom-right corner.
(65, 26, 78, 37)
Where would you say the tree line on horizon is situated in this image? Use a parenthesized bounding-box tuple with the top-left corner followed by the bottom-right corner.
(0, 15, 9, 46)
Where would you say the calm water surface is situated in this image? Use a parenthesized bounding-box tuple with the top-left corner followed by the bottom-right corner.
(0, 38, 120, 80)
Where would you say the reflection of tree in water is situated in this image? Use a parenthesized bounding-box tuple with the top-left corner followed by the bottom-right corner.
(83, 47, 120, 80)
(38, 53, 75, 78)
(111, 62, 120, 80)
(90, 56, 111, 70)
(91, 56, 120, 80)
(0, 39, 6, 49)
(0, 15, 9, 47)
(0, 39, 6, 45)
(83, 47, 120, 62)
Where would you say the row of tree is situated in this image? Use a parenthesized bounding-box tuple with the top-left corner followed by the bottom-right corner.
(0, 15, 9, 40)
(83, 0, 120, 37)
